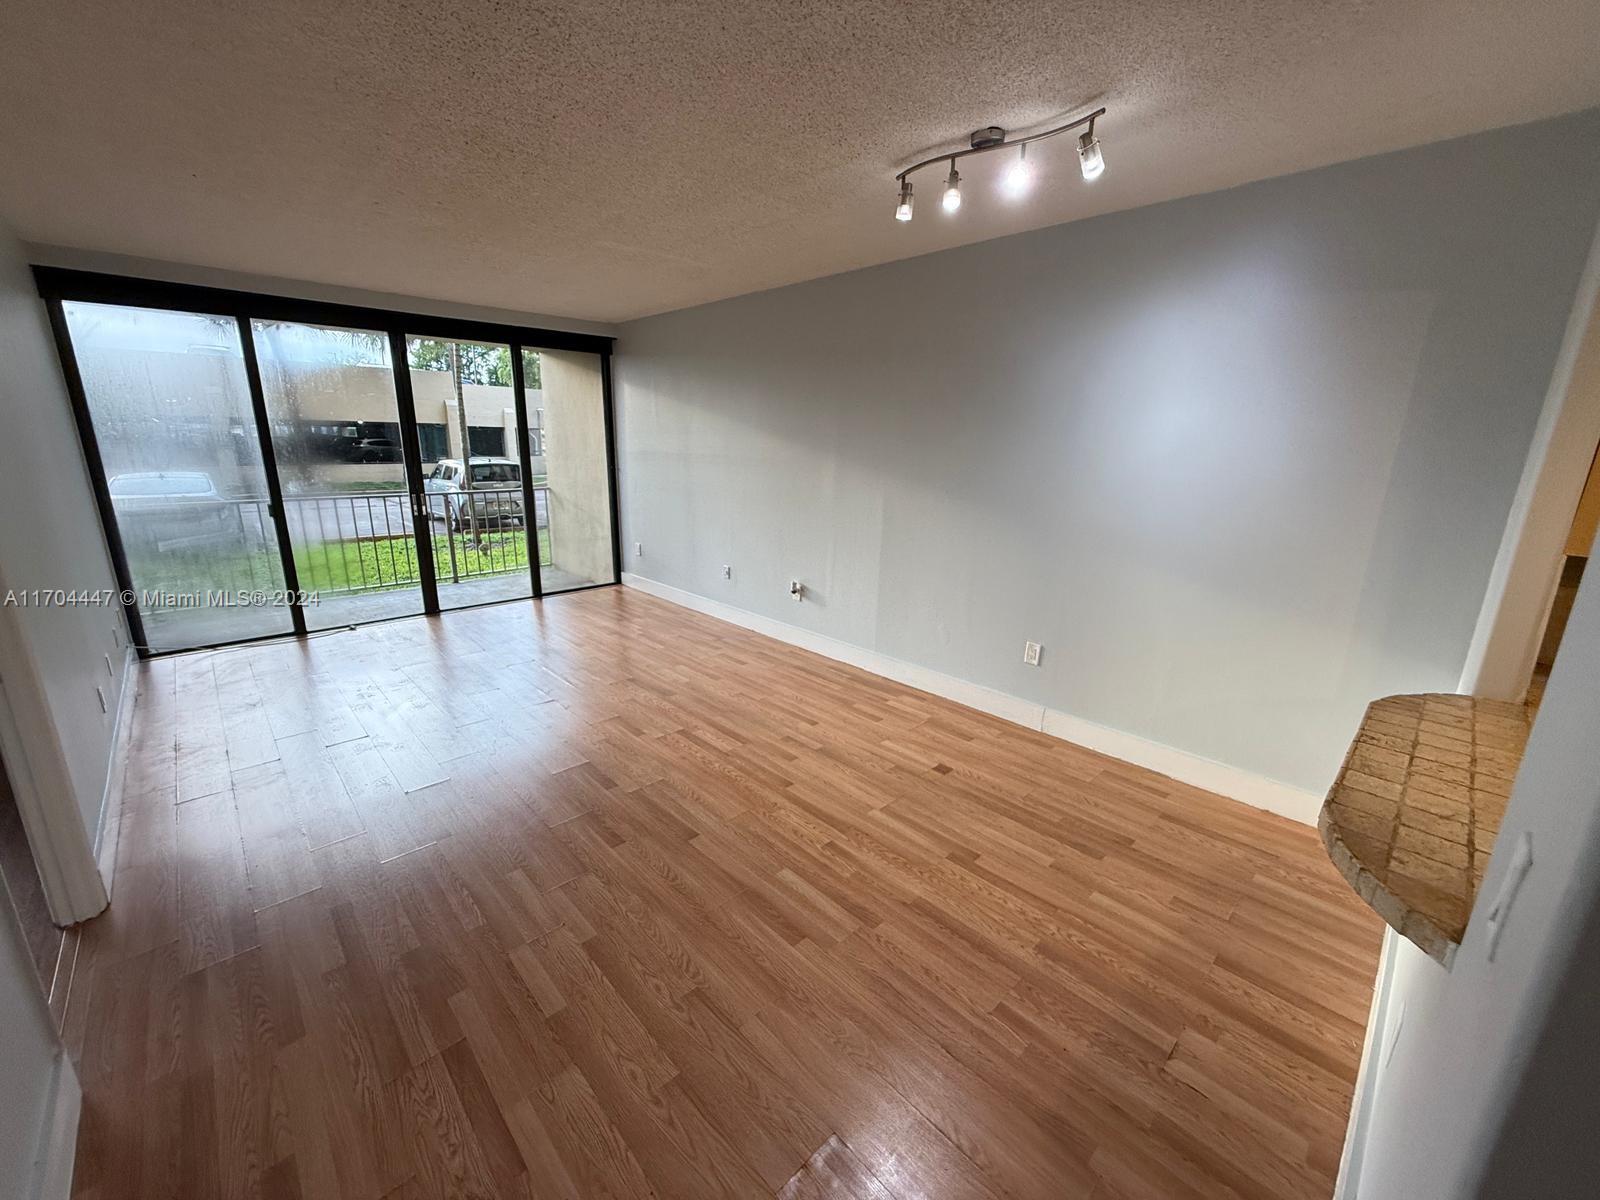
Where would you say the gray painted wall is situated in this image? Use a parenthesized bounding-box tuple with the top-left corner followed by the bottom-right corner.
(615, 109, 1600, 794)
(0, 220, 129, 848)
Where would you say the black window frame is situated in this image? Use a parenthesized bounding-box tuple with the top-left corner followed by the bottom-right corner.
(35, 266, 621, 657)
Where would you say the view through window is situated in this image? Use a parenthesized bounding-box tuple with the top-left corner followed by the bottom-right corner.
(254, 320, 426, 629)
(528, 347, 615, 593)
(50, 280, 617, 654)
(63, 301, 294, 651)
(408, 336, 537, 611)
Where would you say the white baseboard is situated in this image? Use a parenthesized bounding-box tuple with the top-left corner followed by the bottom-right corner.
(33, 1053, 82, 1200)
(1333, 927, 1404, 1200)
(1036, 707, 1321, 823)
(622, 573, 1322, 825)
(91, 645, 138, 899)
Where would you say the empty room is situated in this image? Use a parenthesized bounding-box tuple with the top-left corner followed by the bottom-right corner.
(2, 3, 1600, 1199)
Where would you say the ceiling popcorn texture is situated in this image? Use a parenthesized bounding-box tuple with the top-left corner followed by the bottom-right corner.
(2, 0, 1598, 323)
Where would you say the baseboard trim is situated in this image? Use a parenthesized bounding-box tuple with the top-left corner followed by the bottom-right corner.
(621, 573, 1321, 824)
(1036, 707, 1321, 824)
(34, 1052, 82, 1200)
(1332, 927, 1401, 1200)
(91, 645, 138, 899)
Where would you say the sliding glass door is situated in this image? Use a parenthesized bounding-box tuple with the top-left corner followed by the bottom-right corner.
(524, 347, 616, 594)
(61, 302, 295, 652)
(406, 336, 537, 611)
(252, 320, 427, 629)
(43, 269, 618, 656)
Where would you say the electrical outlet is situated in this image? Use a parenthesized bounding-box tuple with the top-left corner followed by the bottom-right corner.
(1023, 641, 1042, 666)
(634, 542, 643, 558)
(95, 685, 107, 714)
(790, 579, 804, 602)
(722, 564, 732, 580)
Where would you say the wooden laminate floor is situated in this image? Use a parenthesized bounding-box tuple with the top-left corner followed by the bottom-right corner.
(63, 587, 1382, 1200)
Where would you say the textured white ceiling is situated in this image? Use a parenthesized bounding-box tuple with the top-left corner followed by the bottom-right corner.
(2, 1, 1597, 323)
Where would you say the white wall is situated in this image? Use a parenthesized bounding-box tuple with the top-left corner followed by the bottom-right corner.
(0, 218, 129, 907)
(1347, 500, 1600, 1198)
(0, 855, 76, 1200)
(615, 109, 1600, 798)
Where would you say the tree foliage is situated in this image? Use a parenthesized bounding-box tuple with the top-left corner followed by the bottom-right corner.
(238, 325, 541, 388)
(407, 340, 542, 389)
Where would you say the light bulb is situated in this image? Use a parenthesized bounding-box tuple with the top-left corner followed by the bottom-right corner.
(942, 161, 962, 213)
(1078, 130, 1104, 181)
(1003, 143, 1031, 197)
(894, 181, 913, 222)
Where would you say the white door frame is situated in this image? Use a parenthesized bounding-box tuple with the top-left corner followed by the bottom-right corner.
(1460, 216, 1600, 699)
(0, 607, 109, 925)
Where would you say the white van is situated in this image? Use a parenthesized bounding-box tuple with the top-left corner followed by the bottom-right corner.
(424, 457, 525, 530)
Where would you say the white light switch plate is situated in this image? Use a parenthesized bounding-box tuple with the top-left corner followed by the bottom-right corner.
(1484, 831, 1533, 962)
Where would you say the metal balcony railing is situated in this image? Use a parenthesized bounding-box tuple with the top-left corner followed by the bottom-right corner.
(113, 486, 551, 603)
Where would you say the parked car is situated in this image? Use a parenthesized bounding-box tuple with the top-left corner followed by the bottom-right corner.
(424, 457, 525, 530)
(344, 436, 400, 463)
(107, 470, 236, 551)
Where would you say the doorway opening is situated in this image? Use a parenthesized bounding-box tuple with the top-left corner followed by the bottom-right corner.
(1528, 443, 1599, 709)
(1460, 226, 1600, 706)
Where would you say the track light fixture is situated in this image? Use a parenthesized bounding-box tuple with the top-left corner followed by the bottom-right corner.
(1078, 118, 1104, 181)
(892, 106, 1106, 223)
(942, 160, 962, 213)
(1003, 142, 1032, 197)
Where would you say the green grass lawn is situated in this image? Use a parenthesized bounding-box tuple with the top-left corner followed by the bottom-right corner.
(295, 528, 552, 592)
(128, 528, 552, 600)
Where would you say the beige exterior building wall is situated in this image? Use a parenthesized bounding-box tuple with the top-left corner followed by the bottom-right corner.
(540, 350, 612, 585)
(76, 347, 548, 492)
(286, 365, 538, 467)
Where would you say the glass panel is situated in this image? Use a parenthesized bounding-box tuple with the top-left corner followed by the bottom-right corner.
(527, 348, 614, 592)
(62, 301, 294, 652)
(406, 336, 533, 610)
(253, 320, 426, 629)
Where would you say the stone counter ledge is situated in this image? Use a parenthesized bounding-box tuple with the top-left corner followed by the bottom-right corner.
(1319, 693, 1529, 968)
